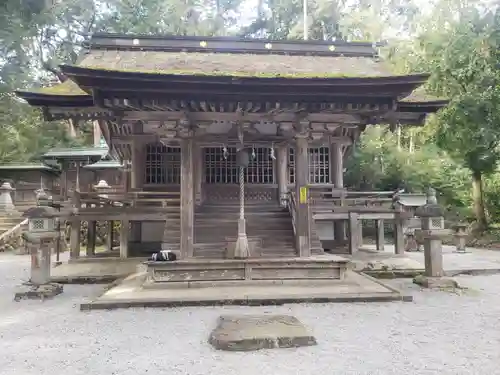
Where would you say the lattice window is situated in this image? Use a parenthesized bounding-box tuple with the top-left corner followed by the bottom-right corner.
(145, 143, 181, 184)
(204, 147, 275, 184)
(288, 147, 330, 184)
(32, 219, 45, 230)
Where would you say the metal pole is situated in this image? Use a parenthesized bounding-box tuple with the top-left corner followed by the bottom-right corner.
(303, 0, 308, 40)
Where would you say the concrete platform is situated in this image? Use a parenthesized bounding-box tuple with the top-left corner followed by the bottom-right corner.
(348, 245, 500, 278)
(80, 270, 411, 311)
(51, 256, 146, 283)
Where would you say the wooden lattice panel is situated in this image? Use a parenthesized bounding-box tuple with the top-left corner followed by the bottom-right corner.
(204, 185, 277, 202)
(288, 147, 330, 184)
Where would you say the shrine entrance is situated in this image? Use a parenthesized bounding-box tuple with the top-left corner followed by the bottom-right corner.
(203, 146, 277, 204)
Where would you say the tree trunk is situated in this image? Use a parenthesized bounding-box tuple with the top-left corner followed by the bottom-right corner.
(472, 170, 488, 231)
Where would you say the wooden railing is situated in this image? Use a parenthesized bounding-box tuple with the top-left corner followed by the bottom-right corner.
(287, 191, 297, 235)
(74, 189, 180, 207)
(0, 218, 28, 252)
(308, 184, 399, 211)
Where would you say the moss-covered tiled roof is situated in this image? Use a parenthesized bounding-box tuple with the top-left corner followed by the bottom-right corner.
(400, 86, 447, 103)
(27, 79, 88, 97)
(76, 50, 397, 78)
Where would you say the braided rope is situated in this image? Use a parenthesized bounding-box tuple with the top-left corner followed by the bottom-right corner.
(239, 167, 245, 220)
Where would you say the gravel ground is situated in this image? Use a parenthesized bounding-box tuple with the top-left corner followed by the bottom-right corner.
(1, 253, 500, 375)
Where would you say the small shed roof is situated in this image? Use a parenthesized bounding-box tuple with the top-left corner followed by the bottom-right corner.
(0, 162, 59, 172)
(84, 159, 122, 170)
(42, 147, 109, 160)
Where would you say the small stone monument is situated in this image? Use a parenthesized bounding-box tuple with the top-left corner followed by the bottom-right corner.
(413, 188, 458, 289)
(14, 189, 63, 301)
(0, 181, 17, 213)
(452, 223, 469, 253)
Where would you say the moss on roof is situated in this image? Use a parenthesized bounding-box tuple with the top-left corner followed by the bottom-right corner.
(29, 79, 88, 96)
(77, 50, 399, 78)
(0, 163, 58, 171)
(400, 86, 448, 103)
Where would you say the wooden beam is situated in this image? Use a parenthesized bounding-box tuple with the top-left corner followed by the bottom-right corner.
(111, 133, 353, 145)
(123, 111, 366, 124)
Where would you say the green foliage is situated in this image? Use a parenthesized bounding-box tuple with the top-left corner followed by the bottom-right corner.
(416, 9, 500, 174)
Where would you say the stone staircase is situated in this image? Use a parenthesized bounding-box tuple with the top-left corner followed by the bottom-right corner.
(194, 202, 324, 258)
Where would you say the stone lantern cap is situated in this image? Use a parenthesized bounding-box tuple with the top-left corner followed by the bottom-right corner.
(0, 182, 15, 191)
(23, 206, 58, 219)
(415, 188, 444, 217)
(95, 179, 110, 189)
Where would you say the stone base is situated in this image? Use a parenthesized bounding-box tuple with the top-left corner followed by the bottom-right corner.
(413, 275, 460, 289)
(14, 282, 63, 301)
(208, 315, 317, 351)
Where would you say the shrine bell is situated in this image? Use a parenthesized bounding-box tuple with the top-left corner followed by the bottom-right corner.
(236, 149, 250, 168)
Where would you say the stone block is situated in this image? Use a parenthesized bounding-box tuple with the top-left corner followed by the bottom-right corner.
(413, 275, 460, 289)
(209, 314, 317, 351)
(14, 282, 63, 301)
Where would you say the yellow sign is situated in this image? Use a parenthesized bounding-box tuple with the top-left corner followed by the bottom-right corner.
(299, 186, 308, 204)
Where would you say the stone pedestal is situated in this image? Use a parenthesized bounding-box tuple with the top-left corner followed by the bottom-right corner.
(453, 223, 469, 253)
(15, 232, 62, 301)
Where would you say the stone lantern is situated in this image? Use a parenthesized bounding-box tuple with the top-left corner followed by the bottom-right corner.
(414, 188, 451, 277)
(14, 188, 63, 301)
(413, 188, 458, 289)
(0, 181, 17, 213)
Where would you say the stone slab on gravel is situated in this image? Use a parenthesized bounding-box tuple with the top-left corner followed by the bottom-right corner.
(413, 275, 460, 289)
(209, 314, 317, 351)
(13, 282, 63, 301)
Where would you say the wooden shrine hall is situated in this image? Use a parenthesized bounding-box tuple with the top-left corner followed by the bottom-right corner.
(16, 34, 446, 284)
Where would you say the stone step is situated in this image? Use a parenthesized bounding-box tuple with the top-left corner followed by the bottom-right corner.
(145, 257, 349, 283)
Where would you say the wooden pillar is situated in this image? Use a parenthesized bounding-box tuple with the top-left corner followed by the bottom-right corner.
(86, 220, 96, 257)
(60, 161, 68, 201)
(193, 143, 203, 206)
(331, 141, 346, 244)
(180, 138, 194, 259)
(375, 219, 385, 251)
(330, 142, 343, 188)
(130, 140, 143, 243)
(358, 220, 363, 248)
(106, 220, 114, 252)
(93, 121, 102, 147)
(75, 162, 81, 192)
(394, 212, 405, 255)
(348, 212, 359, 254)
(120, 219, 129, 258)
(277, 145, 288, 207)
(69, 192, 81, 260)
(295, 136, 311, 257)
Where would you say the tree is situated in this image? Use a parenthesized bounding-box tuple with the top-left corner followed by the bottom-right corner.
(417, 8, 500, 230)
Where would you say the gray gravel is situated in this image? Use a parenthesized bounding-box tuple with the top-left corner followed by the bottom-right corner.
(1, 253, 500, 375)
